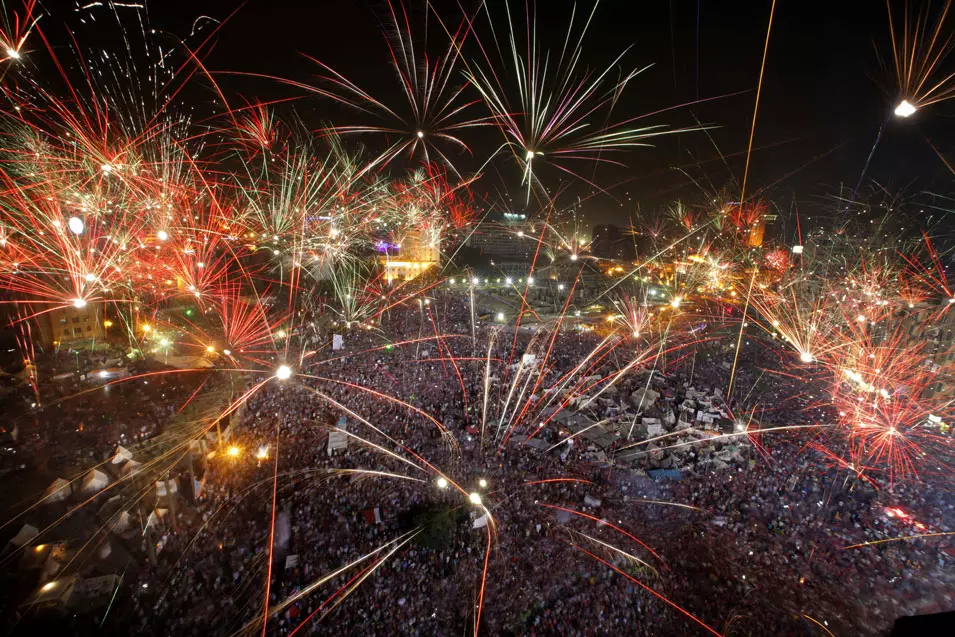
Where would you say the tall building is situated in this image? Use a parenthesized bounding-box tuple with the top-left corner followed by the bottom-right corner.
(466, 213, 536, 261)
(379, 227, 441, 282)
(42, 302, 106, 347)
(591, 224, 634, 261)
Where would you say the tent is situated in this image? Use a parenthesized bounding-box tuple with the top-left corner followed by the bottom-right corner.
(45, 478, 71, 503)
(111, 446, 133, 464)
(120, 459, 141, 476)
(632, 388, 660, 410)
(111, 511, 132, 534)
(9, 523, 38, 547)
(81, 470, 109, 493)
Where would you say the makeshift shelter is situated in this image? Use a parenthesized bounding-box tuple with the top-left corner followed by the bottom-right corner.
(45, 478, 71, 503)
(119, 459, 141, 476)
(632, 388, 660, 410)
(81, 470, 109, 493)
(9, 523, 38, 547)
(19, 575, 78, 614)
(111, 446, 133, 464)
(111, 511, 132, 534)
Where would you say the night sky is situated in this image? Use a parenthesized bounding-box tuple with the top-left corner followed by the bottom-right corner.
(47, 1, 955, 232)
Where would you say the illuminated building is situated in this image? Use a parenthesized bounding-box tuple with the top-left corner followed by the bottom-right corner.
(379, 228, 440, 281)
(38, 301, 106, 347)
(466, 213, 536, 261)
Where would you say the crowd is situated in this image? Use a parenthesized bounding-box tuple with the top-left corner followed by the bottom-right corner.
(3, 292, 953, 636)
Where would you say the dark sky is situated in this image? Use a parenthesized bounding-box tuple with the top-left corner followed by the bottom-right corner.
(49, 1, 955, 235)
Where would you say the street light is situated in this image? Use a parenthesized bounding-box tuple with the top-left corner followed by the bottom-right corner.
(894, 100, 916, 117)
(469, 492, 482, 505)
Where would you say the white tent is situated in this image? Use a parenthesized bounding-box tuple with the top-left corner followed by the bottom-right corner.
(120, 459, 142, 476)
(10, 523, 38, 547)
(111, 511, 132, 534)
(81, 470, 109, 493)
(111, 446, 133, 464)
(632, 388, 660, 410)
(45, 478, 71, 503)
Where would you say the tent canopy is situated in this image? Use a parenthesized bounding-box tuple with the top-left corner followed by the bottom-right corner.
(10, 524, 38, 547)
(82, 470, 109, 493)
(111, 446, 133, 464)
(45, 478, 71, 502)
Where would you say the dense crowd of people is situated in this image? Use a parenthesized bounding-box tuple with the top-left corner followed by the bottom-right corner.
(2, 292, 953, 636)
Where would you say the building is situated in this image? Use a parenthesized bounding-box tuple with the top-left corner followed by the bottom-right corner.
(591, 224, 635, 261)
(37, 301, 106, 348)
(466, 213, 537, 261)
(378, 227, 441, 282)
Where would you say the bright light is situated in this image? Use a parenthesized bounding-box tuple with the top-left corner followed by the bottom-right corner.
(436, 477, 448, 489)
(226, 446, 240, 457)
(73, 297, 87, 309)
(496, 313, 505, 321)
(856, 314, 866, 323)
(570, 253, 578, 261)
(98, 370, 109, 378)
(894, 99, 916, 117)
(157, 230, 169, 241)
(255, 445, 270, 460)
(67, 216, 85, 235)
(469, 492, 482, 505)
(799, 351, 813, 363)
(670, 297, 683, 309)
(525, 149, 536, 160)
(101, 163, 113, 173)
(557, 283, 565, 291)
(206, 345, 215, 353)
(275, 364, 292, 380)
(472, 277, 480, 285)
(41, 582, 57, 592)
(527, 277, 534, 285)
(6, 48, 19, 60)
(791, 245, 803, 254)
(142, 324, 151, 333)
(276, 330, 287, 339)
(103, 320, 113, 328)
(223, 349, 232, 356)
(416, 130, 424, 139)
(949, 298, 955, 304)
(633, 331, 640, 338)
(478, 478, 488, 488)
(505, 277, 513, 285)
